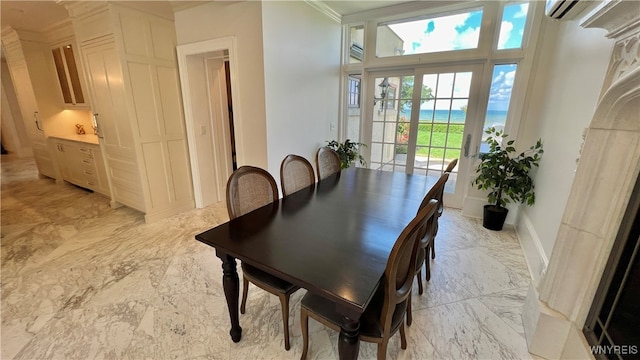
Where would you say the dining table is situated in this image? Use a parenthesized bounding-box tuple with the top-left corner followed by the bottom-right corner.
(195, 167, 437, 360)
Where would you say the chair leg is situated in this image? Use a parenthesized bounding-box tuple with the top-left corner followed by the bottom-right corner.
(432, 222, 439, 260)
(240, 276, 249, 314)
(417, 266, 423, 295)
(425, 256, 431, 282)
(278, 294, 291, 351)
(301, 307, 309, 360)
(377, 340, 388, 360)
(406, 296, 413, 326)
(400, 322, 407, 349)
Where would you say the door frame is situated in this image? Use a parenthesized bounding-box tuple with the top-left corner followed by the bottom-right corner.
(177, 37, 241, 208)
(365, 62, 485, 208)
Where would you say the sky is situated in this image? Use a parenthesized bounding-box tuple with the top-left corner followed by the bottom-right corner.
(388, 3, 529, 113)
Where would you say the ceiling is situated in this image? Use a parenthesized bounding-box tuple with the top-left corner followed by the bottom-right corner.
(0, 1, 413, 33)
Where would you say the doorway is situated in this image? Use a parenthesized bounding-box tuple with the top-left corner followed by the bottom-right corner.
(367, 64, 483, 207)
(177, 38, 240, 208)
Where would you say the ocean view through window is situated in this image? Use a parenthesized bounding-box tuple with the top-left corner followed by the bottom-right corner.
(480, 63, 517, 152)
(341, 1, 535, 208)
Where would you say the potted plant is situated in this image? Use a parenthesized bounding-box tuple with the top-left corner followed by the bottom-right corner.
(473, 127, 543, 230)
(327, 139, 367, 169)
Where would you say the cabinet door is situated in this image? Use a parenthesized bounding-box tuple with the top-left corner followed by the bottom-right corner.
(85, 146, 111, 196)
(51, 44, 88, 108)
(54, 142, 72, 180)
(55, 141, 84, 184)
(81, 41, 144, 210)
(4, 48, 55, 179)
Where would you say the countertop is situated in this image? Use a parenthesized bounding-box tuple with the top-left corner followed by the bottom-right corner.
(48, 134, 100, 145)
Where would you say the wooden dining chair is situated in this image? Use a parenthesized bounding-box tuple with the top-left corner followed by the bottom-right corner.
(406, 198, 440, 326)
(300, 201, 437, 360)
(280, 154, 315, 196)
(415, 172, 449, 288)
(444, 158, 458, 173)
(226, 166, 300, 351)
(428, 158, 457, 260)
(315, 146, 341, 181)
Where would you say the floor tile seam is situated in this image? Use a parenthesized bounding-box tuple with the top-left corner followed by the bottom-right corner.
(416, 297, 528, 360)
(474, 286, 530, 337)
(407, 320, 447, 360)
(449, 243, 528, 268)
(474, 246, 532, 281)
(470, 295, 529, 345)
(409, 297, 478, 360)
(122, 302, 155, 358)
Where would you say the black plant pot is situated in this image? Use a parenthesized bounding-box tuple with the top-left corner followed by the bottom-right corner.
(483, 205, 508, 231)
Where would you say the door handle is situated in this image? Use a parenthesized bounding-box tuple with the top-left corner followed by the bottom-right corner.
(34, 111, 43, 131)
(93, 113, 103, 139)
(464, 134, 471, 157)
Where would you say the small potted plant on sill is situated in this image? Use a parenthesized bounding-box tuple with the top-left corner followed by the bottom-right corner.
(327, 139, 367, 169)
(473, 127, 543, 231)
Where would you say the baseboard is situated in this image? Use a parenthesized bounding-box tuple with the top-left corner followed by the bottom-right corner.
(144, 201, 195, 223)
(516, 211, 549, 286)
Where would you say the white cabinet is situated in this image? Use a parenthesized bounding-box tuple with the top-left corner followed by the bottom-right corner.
(67, 2, 194, 222)
(81, 39, 144, 210)
(1, 28, 61, 179)
(52, 138, 110, 196)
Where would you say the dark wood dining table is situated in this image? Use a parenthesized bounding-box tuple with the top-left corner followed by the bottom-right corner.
(195, 167, 436, 359)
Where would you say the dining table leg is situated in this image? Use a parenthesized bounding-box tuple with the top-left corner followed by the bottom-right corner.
(338, 316, 360, 360)
(217, 250, 242, 342)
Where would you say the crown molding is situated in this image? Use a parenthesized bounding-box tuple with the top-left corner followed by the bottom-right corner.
(305, 0, 341, 24)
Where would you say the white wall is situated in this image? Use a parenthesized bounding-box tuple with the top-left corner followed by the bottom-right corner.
(174, 1, 268, 169)
(261, 1, 341, 183)
(1, 57, 31, 156)
(516, 13, 614, 280)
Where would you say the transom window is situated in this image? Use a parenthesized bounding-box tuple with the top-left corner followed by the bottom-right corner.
(376, 8, 484, 57)
(498, 2, 529, 50)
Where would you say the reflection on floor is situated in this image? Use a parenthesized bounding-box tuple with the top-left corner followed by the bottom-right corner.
(1, 155, 539, 359)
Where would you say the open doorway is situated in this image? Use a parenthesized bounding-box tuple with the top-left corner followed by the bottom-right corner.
(177, 38, 239, 208)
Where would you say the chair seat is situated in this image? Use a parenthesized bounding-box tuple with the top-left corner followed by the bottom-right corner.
(242, 263, 299, 294)
(301, 286, 408, 339)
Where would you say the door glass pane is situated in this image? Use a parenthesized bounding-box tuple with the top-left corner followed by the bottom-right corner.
(498, 3, 529, 50)
(63, 45, 84, 103)
(349, 25, 364, 63)
(52, 48, 72, 103)
(436, 73, 454, 98)
(415, 72, 470, 185)
(370, 76, 414, 172)
(481, 64, 517, 152)
(376, 9, 483, 57)
(346, 75, 361, 141)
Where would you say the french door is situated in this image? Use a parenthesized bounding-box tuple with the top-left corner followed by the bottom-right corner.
(366, 64, 483, 207)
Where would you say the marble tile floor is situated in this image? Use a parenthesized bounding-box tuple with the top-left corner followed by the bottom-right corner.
(1, 155, 540, 360)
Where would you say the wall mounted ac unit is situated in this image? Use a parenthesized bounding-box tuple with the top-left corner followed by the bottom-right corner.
(545, 0, 588, 20)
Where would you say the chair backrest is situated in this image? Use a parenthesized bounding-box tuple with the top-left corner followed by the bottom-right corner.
(280, 154, 315, 196)
(444, 158, 458, 173)
(416, 197, 440, 252)
(418, 172, 449, 225)
(226, 166, 279, 219)
(316, 147, 341, 181)
(380, 200, 439, 334)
